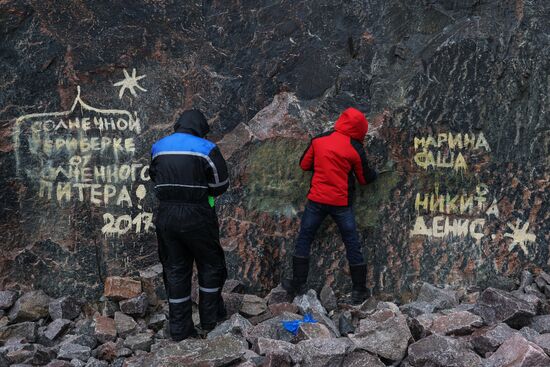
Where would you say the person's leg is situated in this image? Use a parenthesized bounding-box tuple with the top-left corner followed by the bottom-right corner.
(187, 221, 228, 331)
(283, 201, 328, 295)
(156, 227, 196, 340)
(294, 200, 328, 258)
(330, 205, 369, 304)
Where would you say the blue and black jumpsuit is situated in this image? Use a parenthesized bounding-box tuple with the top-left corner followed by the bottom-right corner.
(150, 110, 229, 339)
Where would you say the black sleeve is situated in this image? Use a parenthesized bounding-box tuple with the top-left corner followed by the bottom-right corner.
(351, 140, 378, 184)
(149, 154, 157, 183)
(206, 146, 229, 196)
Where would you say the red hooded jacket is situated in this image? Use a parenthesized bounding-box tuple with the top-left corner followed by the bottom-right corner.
(300, 108, 377, 206)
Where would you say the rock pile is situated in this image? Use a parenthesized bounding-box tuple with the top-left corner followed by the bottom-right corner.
(2, 269, 550, 366)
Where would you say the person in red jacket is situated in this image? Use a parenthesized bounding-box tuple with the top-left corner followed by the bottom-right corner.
(283, 107, 377, 305)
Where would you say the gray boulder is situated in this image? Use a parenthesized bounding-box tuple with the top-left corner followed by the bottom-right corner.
(246, 311, 301, 344)
(265, 284, 291, 305)
(319, 285, 337, 312)
(519, 326, 540, 342)
(485, 334, 550, 367)
(296, 337, 355, 367)
(114, 311, 137, 338)
(408, 334, 483, 367)
(70, 358, 86, 367)
(471, 323, 519, 356)
(529, 315, 550, 334)
(311, 310, 339, 337)
(222, 293, 244, 316)
(407, 312, 437, 340)
(57, 343, 91, 361)
(93, 315, 117, 343)
(416, 283, 458, 311)
(146, 313, 166, 332)
(342, 351, 385, 367)
(97, 297, 119, 318)
(94, 341, 118, 362)
(123, 331, 154, 352)
(473, 287, 536, 328)
(8, 291, 52, 323)
(3, 343, 56, 365)
(293, 322, 332, 342)
(49, 297, 81, 321)
(45, 360, 73, 367)
(84, 357, 108, 367)
(338, 311, 355, 336)
(59, 334, 97, 350)
(0, 291, 18, 310)
(138, 264, 165, 307)
(350, 308, 412, 361)
(130, 334, 245, 366)
(429, 310, 483, 335)
(0, 321, 37, 343)
(293, 290, 327, 315)
(532, 334, 550, 356)
(239, 295, 268, 317)
(223, 279, 245, 294)
(400, 301, 436, 318)
(119, 293, 148, 317)
(44, 319, 72, 341)
(254, 337, 301, 364)
(208, 313, 253, 340)
(520, 270, 534, 290)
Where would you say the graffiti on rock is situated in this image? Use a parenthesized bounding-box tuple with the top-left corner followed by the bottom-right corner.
(409, 130, 538, 254)
(413, 132, 490, 172)
(113, 68, 147, 99)
(14, 86, 153, 237)
(504, 220, 537, 255)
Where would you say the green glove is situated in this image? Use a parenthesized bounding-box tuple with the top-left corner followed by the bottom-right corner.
(208, 196, 215, 208)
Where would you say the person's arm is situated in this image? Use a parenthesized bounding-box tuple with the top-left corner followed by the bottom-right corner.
(299, 142, 314, 171)
(149, 148, 157, 183)
(351, 140, 377, 185)
(206, 145, 229, 196)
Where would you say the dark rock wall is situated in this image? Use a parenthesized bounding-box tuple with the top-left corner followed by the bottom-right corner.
(0, 0, 548, 299)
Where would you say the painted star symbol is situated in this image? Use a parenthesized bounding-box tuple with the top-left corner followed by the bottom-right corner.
(113, 68, 147, 99)
(505, 219, 537, 255)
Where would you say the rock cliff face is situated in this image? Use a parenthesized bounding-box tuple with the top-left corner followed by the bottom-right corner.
(0, 0, 548, 299)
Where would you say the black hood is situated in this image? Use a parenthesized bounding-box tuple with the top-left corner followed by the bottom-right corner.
(174, 110, 210, 137)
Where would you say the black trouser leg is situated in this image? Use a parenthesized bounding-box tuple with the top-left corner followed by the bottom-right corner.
(186, 223, 228, 331)
(156, 228, 195, 340)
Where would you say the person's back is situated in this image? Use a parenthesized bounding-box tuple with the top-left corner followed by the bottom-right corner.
(284, 107, 377, 304)
(150, 110, 229, 340)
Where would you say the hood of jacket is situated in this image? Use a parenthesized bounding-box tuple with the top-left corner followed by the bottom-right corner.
(334, 107, 369, 142)
(174, 109, 210, 137)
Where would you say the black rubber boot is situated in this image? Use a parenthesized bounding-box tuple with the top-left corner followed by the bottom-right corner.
(199, 290, 221, 332)
(282, 256, 309, 297)
(350, 263, 369, 305)
(217, 291, 227, 322)
(169, 301, 196, 341)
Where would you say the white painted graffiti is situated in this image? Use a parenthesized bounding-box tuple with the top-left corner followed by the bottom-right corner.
(113, 68, 147, 99)
(14, 85, 153, 237)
